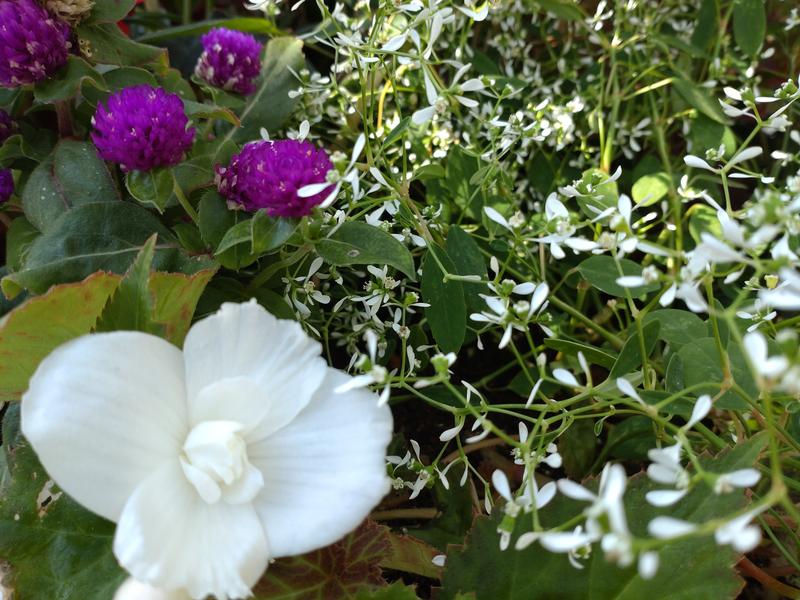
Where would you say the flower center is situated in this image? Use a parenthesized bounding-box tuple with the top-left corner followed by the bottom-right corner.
(180, 420, 264, 505)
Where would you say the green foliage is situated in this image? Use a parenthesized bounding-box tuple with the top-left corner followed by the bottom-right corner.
(0, 273, 120, 401)
(441, 437, 768, 600)
(577, 256, 660, 297)
(733, 0, 766, 57)
(316, 221, 416, 280)
(125, 169, 174, 212)
(421, 246, 466, 353)
(0, 406, 126, 599)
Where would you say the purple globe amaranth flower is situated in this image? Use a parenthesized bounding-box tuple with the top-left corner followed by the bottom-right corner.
(0, 110, 13, 144)
(216, 140, 334, 217)
(91, 85, 196, 172)
(0, 169, 13, 203)
(0, 0, 71, 88)
(195, 28, 262, 96)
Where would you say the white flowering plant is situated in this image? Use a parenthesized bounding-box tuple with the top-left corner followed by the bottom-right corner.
(0, 0, 800, 598)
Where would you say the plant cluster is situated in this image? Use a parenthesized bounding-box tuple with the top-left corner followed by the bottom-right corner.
(0, 0, 799, 598)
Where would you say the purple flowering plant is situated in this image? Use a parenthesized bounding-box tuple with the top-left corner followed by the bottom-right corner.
(2, 1, 800, 600)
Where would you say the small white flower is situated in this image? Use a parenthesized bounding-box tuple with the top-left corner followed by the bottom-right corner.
(22, 301, 393, 599)
(715, 509, 763, 552)
(114, 578, 190, 600)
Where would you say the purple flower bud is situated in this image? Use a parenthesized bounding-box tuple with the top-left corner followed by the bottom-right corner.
(91, 85, 196, 172)
(195, 28, 262, 96)
(0, 0, 71, 88)
(0, 168, 13, 203)
(0, 110, 13, 143)
(216, 140, 334, 217)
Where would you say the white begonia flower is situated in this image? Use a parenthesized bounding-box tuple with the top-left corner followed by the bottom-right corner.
(22, 301, 393, 600)
(115, 578, 190, 600)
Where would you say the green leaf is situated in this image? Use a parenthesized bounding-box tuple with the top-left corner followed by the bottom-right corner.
(0, 406, 126, 598)
(88, 0, 136, 22)
(446, 226, 487, 314)
(577, 255, 660, 297)
(574, 168, 619, 218)
(5, 216, 39, 273)
(251, 211, 298, 254)
(125, 169, 174, 212)
(228, 37, 305, 143)
(198, 192, 258, 270)
(382, 532, 442, 580)
(687, 203, 724, 245)
(733, 0, 766, 57)
(33, 56, 105, 103)
(608, 320, 661, 378)
(690, 115, 737, 160)
(136, 17, 283, 43)
(77, 23, 166, 67)
(690, 0, 718, 50)
(3, 202, 214, 297)
(0, 272, 120, 401)
(317, 222, 416, 281)
(631, 172, 670, 206)
(670, 337, 757, 410)
(95, 236, 157, 336)
(533, 0, 584, 20)
(253, 520, 391, 599)
(672, 76, 729, 125)
(544, 338, 618, 369)
(355, 582, 420, 600)
(558, 418, 598, 479)
(21, 140, 119, 232)
(643, 309, 707, 350)
(148, 268, 217, 345)
(421, 246, 466, 353)
(183, 100, 241, 126)
(441, 437, 767, 600)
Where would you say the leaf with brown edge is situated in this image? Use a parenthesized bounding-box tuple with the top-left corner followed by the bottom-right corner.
(149, 267, 217, 345)
(0, 272, 121, 401)
(382, 531, 442, 580)
(253, 520, 391, 599)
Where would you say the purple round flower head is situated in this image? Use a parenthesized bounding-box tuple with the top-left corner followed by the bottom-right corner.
(91, 85, 196, 172)
(0, 169, 13, 203)
(0, 110, 13, 143)
(216, 140, 334, 217)
(0, 0, 71, 88)
(195, 28, 262, 96)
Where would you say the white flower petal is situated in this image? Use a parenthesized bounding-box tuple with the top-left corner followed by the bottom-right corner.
(722, 468, 761, 488)
(492, 469, 512, 501)
(21, 332, 187, 522)
(553, 368, 580, 387)
(539, 530, 594, 552)
(683, 155, 715, 171)
(114, 578, 190, 600)
(557, 479, 596, 501)
(684, 394, 712, 429)
(727, 146, 763, 167)
(645, 489, 688, 507)
(412, 105, 436, 125)
(114, 461, 269, 600)
(484, 206, 511, 229)
(638, 551, 659, 580)
(183, 301, 327, 442)
(248, 369, 392, 558)
(648, 516, 697, 539)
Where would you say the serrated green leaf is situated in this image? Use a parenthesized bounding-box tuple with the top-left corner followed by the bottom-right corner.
(577, 255, 660, 297)
(317, 222, 416, 281)
(0, 272, 121, 401)
(420, 246, 466, 353)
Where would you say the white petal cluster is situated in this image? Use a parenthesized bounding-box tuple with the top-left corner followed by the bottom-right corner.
(22, 301, 393, 599)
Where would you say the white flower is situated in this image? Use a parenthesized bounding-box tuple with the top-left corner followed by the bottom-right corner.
(115, 578, 190, 600)
(743, 330, 789, 380)
(22, 301, 393, 600)
(715, 508, 764, 552)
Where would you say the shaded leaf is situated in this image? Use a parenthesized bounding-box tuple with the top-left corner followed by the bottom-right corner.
(125, 168, 174, 212)
(577, 255, 660, 297)
(733, 0, 765, 57)
(33, 56, 105, 103)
